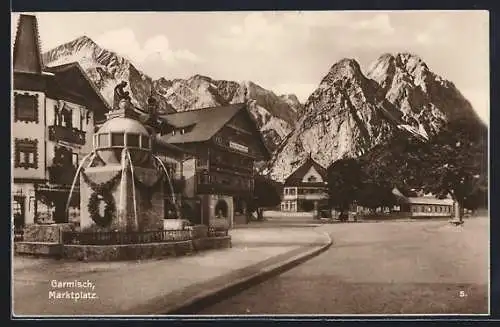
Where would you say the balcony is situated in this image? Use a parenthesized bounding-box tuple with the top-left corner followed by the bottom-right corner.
(48, 125, 86, 145)
(48, 165, 78, 185)
(283, 193, 329, 201)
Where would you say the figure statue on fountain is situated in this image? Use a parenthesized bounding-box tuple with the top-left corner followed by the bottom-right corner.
(113, 81, 132, 110)
(147, 92, 158, 116)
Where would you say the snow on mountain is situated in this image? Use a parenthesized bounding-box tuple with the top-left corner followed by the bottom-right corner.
(43, 36, 176, 114)
(268, 54, 481, 182)
(153, 76, 298, 150)
(43, 36, 300, 151)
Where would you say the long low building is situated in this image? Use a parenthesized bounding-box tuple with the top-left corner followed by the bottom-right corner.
(392, 188, 454, 217)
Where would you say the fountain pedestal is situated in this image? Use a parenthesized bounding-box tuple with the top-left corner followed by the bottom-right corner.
(80, 165, 164, 232)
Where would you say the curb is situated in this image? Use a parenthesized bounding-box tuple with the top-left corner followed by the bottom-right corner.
(162, 232, 332, 315)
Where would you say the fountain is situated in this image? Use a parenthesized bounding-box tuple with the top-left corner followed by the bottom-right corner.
(15, 82, 232, 261)
(65, 93, 176, 233)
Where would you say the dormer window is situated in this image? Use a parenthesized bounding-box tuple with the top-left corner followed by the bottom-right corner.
(180, 129, 186, 135)
(172, 130, 176, 136)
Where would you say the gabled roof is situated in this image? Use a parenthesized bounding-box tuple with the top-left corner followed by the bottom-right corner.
(284, 154, 328, 186)
(392, 188, 453, 206)
(158, 103, 244, 143)
(153, 134, 196, 157)
(12, 14, 110, 120)
(45, 62, 111, 120)
(13, 14, 43, 74)
(156, 103, 271, 159)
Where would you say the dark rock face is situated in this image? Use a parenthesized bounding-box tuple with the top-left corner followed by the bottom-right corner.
(267, 54, 481, 182)
(43, 38, 481, 181)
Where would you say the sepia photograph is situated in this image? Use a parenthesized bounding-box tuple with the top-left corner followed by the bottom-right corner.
(11, 10, 489, 317)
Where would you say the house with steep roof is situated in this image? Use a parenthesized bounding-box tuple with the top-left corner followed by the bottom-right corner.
(280, 154, 329, 212)
(12, 14, 110, 227)
(149, 103, 272, 228)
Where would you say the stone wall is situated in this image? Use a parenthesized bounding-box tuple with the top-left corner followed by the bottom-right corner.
(129, 167, 164, 231)
(22, 223, 74, 243)
(62, 236, 231, 261)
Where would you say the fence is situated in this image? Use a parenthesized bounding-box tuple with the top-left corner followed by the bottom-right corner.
(61, 229, 192, 245)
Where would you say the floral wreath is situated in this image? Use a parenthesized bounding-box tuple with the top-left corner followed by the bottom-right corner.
(87, 192, 116, 227)
(81, 170, 122, 227)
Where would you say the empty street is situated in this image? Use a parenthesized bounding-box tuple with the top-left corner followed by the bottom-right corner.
(198, 218, 489, 315)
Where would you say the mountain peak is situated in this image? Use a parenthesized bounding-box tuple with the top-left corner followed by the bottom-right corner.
(190, 74, 213, 82)
(331, 58, 362, 73)
(320, 58, 365, 86)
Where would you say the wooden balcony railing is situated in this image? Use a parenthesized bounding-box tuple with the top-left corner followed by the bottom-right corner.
(48, 125, 86, 145)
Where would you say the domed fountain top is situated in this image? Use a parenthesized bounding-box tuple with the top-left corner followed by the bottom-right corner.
(98, 117, 149, 136)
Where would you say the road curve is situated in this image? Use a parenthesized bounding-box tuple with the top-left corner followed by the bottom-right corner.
(197, 219, 489, 315)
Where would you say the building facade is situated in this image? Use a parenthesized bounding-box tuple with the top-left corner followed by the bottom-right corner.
(152, 104, 271, 228)
(392, 188, 454, 217)
(12, 15, 110, 228)
(281, 155, 329, 213)
(12, 14, 270, 231)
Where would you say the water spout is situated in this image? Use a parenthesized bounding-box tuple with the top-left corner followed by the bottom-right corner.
(153, 155, 179, 217)
(66, 151, 96, 213)
(118, 149, 128, 216)
(126, 149, 139, 230)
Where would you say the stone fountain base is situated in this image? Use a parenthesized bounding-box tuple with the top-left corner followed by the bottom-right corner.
(61, 235, 231, 262)
(14, 222, 231, 262)
(14, 223, 75, 258)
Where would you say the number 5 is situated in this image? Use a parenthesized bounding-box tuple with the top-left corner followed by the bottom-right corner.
(459, 291, 467, 297)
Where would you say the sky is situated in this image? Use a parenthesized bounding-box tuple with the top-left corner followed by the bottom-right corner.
(11, 11, 489, 124)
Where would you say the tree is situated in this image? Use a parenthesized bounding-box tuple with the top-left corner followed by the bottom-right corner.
(327, 158, 363, 221)
(412, 118, 488, 220)
(249, 175, 282, 221)
(356, 134, 421, 212)
(356, 180, 396, 212)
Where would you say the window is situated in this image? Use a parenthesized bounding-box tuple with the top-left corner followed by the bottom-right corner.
(14, 139, 38, 169)
(98, 133, 109, 148)
(126, 134, 140, 147)
(14, 93, 39, 123)
(61, 107, 73, 128)
(141, 135, 150, 149)
(111, 133, 124, 146)
(72, 153, 79, 167)
(307, 175, 317, 183)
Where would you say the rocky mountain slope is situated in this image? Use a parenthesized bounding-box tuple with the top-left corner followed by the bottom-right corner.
(42, 36, 299, 151)
(267, 53, 480, 182)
